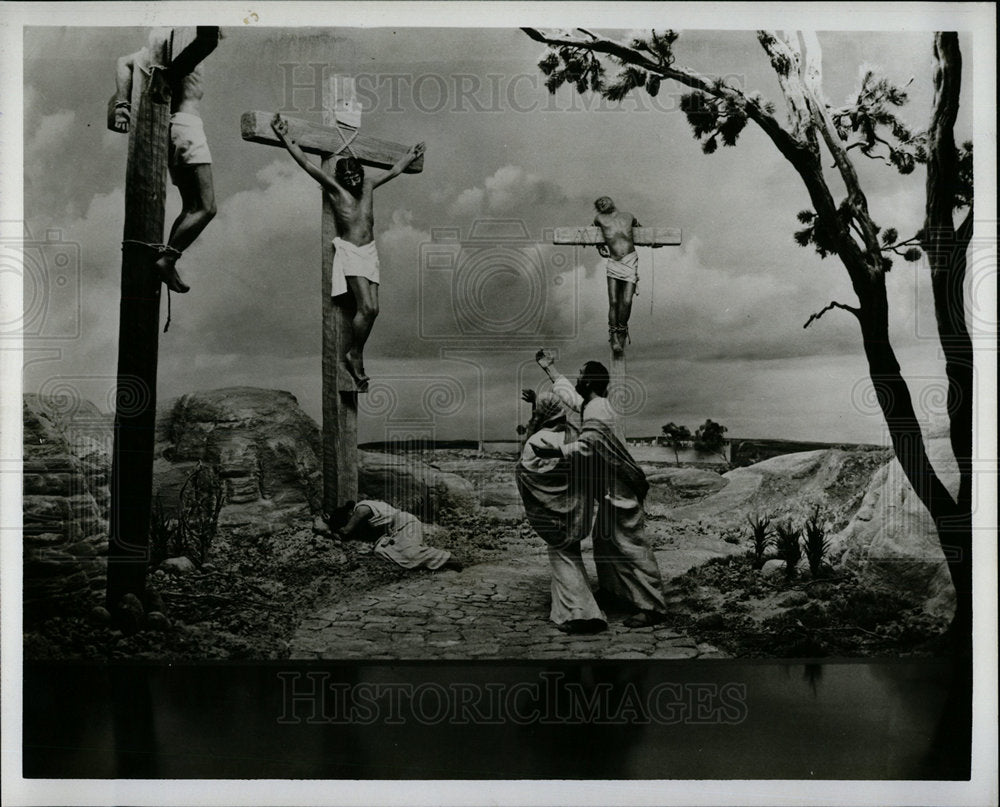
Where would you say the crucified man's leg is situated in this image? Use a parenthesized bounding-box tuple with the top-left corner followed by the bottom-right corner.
(618, 278, 636, 335)
(154, 164, 217, 293)
(607, 277, 635, 355)
(345, 275, 379, 390)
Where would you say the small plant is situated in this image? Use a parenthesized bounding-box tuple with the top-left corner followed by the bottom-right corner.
(178, 462, 226, 566)
(149, 493, 180, 569)
(774, 520, 802, 578)
(803, 505, 830, 579)
(746, 512, 773, 570)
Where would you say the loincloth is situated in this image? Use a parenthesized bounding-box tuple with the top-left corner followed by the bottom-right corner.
(605, 250, 639, 286)
(168, 112, 212, 184)
(331, 237, 380, 297)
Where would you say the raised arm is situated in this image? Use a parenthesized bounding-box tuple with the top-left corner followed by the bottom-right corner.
(270, 113, 346, 196)
(535, 349, 583, 413)
(372, 142, 425, 189)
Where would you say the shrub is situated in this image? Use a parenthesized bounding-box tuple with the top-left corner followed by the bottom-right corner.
(178, 462, 225, 566)
(803, 505, 830, 579)
(774, 520, 802, 578)
(746, 512, 773, 570)
(149, 494, 180, 569)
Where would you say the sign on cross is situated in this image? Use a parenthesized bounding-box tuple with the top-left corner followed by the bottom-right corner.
(241, 77, 424, 513)
(105, 27, 220, 618)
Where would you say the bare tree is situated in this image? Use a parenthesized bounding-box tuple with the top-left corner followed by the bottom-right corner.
(523, 28, 974, 648)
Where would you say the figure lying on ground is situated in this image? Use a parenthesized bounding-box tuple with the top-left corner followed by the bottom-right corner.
(320, 499, 463, 572)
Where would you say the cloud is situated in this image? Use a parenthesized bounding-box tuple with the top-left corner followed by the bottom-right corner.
(26, 109, 76, 159)
(449, 164, 567, 218)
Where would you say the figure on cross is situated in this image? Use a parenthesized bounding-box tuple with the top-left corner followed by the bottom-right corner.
(270, 112, 424, 390)
(113, 28, 221, 294)
(591, 196, 661, 356)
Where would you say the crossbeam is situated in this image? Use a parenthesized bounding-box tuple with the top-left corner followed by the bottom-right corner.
(241, 111, 424, 171)
(552, 226, 681, 245)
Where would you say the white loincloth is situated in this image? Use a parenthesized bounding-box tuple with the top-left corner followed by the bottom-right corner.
(605, 250, 639, 285)
(331, 237, 380, 297)
(168, 112, 211, 185)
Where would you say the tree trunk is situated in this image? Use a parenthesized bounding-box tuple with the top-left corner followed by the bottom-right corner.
(921, 32, 973, 648)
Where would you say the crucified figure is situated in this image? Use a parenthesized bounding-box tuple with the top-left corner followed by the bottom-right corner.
(270, 113, 424, 390)
(114, 28, 221, 293)
(592, 196, 643, 356)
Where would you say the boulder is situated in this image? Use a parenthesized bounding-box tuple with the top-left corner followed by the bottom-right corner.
(646, 467, 727, 512)
(154, 387, 323, 527)
(22, 395, 110, 611)
(161, 556, 197, 575)
(830, 417, 958, 619)
(359, 451, 477, 520)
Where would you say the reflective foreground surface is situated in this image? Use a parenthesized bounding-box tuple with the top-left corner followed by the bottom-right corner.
(23, 659, 970, 780)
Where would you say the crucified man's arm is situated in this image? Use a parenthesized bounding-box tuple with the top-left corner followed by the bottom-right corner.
(270, 113, 349, 197)
(372, 142, 425, 189)
(112, 49, 143, 133)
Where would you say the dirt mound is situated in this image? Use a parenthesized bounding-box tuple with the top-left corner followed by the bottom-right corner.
(655, 448, 890, 529)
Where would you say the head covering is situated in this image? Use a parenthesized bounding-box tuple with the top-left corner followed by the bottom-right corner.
(530, 392, 566, 433)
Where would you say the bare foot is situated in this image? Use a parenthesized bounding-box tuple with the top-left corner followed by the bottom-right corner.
(345, 350, 370, 391)
(609, 328, 626, 356)
(154, 253, 190, 293)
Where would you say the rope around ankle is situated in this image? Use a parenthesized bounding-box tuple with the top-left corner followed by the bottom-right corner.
(121, 240, 180, 332)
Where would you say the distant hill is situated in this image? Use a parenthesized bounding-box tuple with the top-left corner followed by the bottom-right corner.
(727, 437, 885, 467)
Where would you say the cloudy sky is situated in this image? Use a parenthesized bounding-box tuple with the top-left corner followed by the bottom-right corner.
(14, 18, 983, 445)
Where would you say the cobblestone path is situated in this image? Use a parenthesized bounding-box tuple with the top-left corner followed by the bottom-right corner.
(291, 544, 726, 660)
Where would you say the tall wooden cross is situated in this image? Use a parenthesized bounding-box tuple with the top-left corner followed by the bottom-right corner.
(105, 27, 220, 615)
(552, 225, 681, 427)
(241, 77, 424, 514)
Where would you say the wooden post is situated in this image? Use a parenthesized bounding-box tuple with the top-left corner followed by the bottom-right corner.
(322, 78, 358, 510)
(106, 29, 219, 612)
(552, 225, 681, 435)
(240, 78, 424, 513)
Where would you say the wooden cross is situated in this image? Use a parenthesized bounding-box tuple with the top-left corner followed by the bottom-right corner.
(241, 77, 424, 514)
(552, 225, 681, 428)
(105, 27, 220, 614)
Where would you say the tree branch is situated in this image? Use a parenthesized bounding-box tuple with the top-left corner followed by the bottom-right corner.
(756, 31, 814, 144)
(803, 300, 860, 328)
(798, 31, 883, 262)
(522, 27, 806, 161)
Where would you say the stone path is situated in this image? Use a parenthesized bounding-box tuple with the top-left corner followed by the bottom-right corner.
(291, 541, 730, 660)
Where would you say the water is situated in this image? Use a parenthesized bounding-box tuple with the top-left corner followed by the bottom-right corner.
(23, 659, 969, 779)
